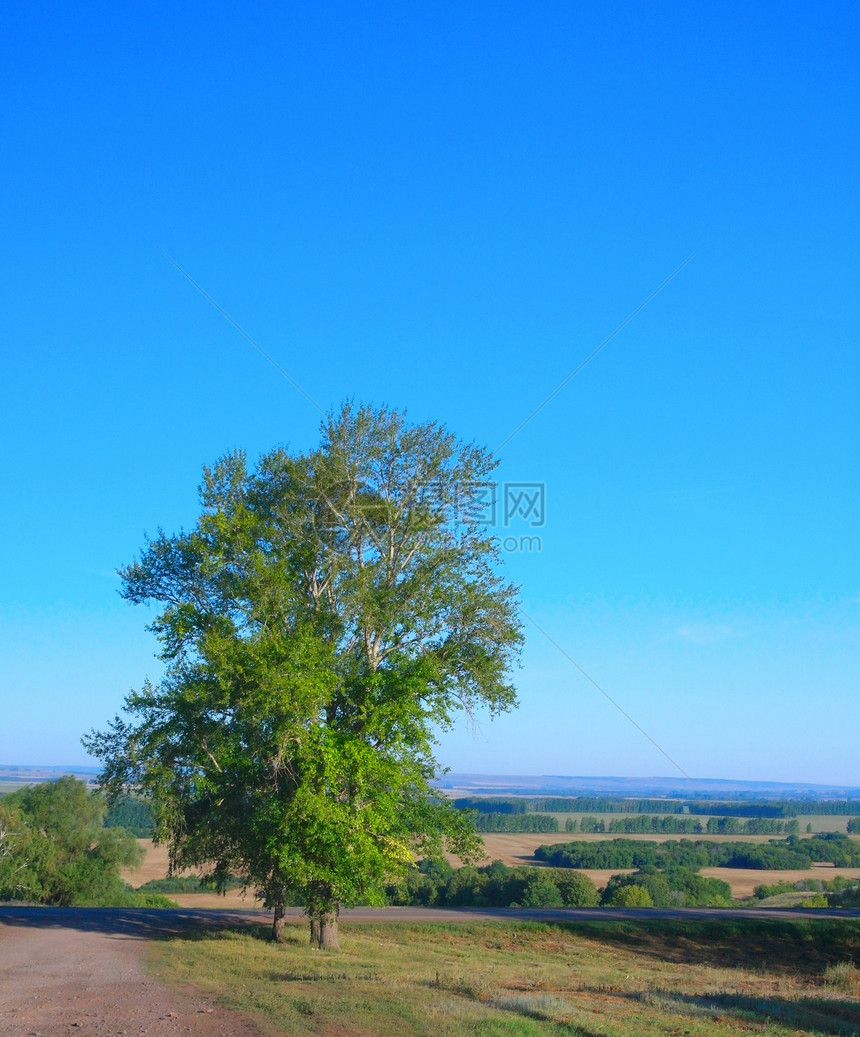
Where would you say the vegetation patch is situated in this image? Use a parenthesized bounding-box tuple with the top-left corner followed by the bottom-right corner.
(0, 776, 143, 905)
(149, 918, 860, 1036)
(536, 834, 860, 871)
(823, 961, 860, 994)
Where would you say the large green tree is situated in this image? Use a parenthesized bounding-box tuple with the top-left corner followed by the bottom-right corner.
(84, 404, 522, 947)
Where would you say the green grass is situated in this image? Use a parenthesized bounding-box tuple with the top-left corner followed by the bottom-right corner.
(148, 917, 860, 1036)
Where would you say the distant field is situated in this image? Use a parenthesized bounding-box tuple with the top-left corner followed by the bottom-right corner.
(125, 837, 860, 903)
(699, 866, 860, 899)
(798, 815, 856, 834)
(468, 831, 818, 866)
(122, 839, 192, 885)
(540, 811, 853, 833)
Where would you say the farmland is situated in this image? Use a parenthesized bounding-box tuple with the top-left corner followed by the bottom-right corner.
(113, 789, 860, 910)
(122, 831, 860, 905)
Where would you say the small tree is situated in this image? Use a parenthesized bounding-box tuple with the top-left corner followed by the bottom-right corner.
(0, 777, 141, 905)
(0, 801, 39, 901)
(85, 403, 522, 948)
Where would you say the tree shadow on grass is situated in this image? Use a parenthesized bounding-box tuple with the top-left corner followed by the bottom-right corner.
(553, 918, 860, 979)
(602, 987, 860, 1037)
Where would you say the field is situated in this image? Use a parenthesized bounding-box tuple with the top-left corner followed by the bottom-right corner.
(149, 916, 860, 1036)
(123, 836, 860, 905)
(0, 779, 40, 794)
(537, 812, 855, 834)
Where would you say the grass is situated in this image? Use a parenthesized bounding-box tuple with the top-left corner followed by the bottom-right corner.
(148, 917, 860, 1036)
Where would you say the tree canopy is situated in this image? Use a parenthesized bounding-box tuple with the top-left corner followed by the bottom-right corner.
(84, 403, 522, 947)
(0, 776, 141, 905)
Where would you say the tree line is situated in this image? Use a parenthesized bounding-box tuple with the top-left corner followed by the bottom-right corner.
(472, 812, 559, 833)
(566, 815, 702, 834)
(535, 834, 860, 871)
(562, 815, 799, 835)
(599, 868, 732, 907)
(703, 817, 800, 835)
(103, 795, 154, 837)
(454, 795, 860, 819)
(387, 859, 599, 908)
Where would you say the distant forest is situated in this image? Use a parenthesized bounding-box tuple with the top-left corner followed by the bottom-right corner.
(453, 796, 860, 818)
(103, 796, 154, 837)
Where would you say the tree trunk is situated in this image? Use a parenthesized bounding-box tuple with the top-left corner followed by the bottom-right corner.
(318, 906, 339, 951)
(309, 915, 321, 947)
(272, 893, 286, 943)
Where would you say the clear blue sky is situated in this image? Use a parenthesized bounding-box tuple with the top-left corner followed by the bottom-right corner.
(2, 1, 858, 784)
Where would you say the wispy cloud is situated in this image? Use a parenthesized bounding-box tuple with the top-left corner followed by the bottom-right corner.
(676, 623, 741, 646)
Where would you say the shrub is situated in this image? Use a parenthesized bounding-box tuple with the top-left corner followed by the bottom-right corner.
(823, 962, 860, 993)
(608, 884, 653, 907)
(445, 867, 489, 907)
(799, 894, 829, 908)
(753, 880, 798, 900)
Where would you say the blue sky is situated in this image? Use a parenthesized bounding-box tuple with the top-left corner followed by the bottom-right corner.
(1, 1, 858, 783)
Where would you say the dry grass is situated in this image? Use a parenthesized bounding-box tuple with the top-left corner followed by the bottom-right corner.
(824, 962, 860, 995)
(701, 865, 860, 899)
(148, 917, 860, 1036)
(121, 840, 262, 908)
(466, 831, 843, 869)
(121, 839, 181, 886)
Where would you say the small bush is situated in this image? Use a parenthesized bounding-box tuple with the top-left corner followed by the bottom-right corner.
(799, 894, 829, 908)
(823, 961, 860, 993)
(608, 884, 653, 907)
(128, 892, 179, 908)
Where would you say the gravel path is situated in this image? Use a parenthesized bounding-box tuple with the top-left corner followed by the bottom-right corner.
(0, 912, 268, 1037)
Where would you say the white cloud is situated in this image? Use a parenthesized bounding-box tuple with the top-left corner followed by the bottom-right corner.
(675, 623, 740, 646)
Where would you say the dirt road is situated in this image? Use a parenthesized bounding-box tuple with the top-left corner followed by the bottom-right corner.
(0, 909, 268, 1037)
